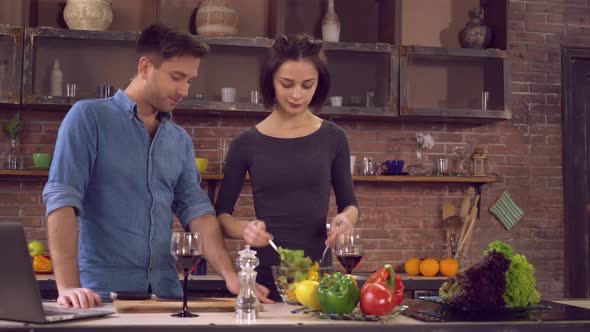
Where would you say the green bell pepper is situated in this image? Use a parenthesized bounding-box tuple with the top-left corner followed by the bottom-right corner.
(317, 272, 359, 314)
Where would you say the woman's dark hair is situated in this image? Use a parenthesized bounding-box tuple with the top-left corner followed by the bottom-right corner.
(260, 34, 330, 110)
(137, 24, 209, 68)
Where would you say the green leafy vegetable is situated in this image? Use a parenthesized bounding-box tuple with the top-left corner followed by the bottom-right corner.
(484, 240, 515, 258)
(503, 254, 541, 307)
(277, 247, 318, 283)
(439, 240, 541, 308)
(278, 247, 313, 269)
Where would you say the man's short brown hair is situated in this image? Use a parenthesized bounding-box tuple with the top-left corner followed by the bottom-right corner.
(137, 24, 209, 67)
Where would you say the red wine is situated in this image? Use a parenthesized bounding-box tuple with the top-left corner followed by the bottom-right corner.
(176, 254, 202, 271)
(337, 254, 362, 274)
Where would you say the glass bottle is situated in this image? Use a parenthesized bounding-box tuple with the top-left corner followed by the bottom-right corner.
(407, 145, 428, 176)
(453, 146, 467, 175)
(362, 157, 374, 176)
(7, 138, 19, 170)
(235, 245, 259, 322)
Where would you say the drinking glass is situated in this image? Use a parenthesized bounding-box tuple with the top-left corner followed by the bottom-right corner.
(335, 230, 363, 274)
(218, 138, 228, 173)
(170, 232, 202, 317)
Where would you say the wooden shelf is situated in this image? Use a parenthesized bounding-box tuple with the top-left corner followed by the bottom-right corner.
(176, 100, 268, 113)
(25, 26, 139, 41)
(352, 175, 496, 184)
(320, 106, 395, 118)
(400, 107, 511, 120)
(0, 170, 495, 185)
(0, 169, 49, 178)
(401, 46, 508, 59)
(24, 27, 395, 53)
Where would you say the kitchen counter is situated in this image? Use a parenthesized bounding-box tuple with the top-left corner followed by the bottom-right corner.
(0, 300, 589, 331)
(36, 272, 448, 298)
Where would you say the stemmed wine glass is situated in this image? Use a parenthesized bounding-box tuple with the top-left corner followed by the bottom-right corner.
(170, 232, 203, 318)
(335, 230, 363, 274)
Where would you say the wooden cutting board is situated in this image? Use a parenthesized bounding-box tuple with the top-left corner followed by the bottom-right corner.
(114, 297, 244, 313)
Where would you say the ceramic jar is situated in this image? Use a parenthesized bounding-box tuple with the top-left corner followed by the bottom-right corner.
(64, 0, 113, 31)
(195, 0, 239, 37)
(322, 0, 341, 42)
(460, 7, 492, 49)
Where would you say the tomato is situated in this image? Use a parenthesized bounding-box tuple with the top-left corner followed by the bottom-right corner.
(360, 282, 395, 316)
(295, 280, 321, 309)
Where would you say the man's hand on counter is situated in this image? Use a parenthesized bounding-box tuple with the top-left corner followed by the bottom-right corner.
(255, 283, 274, 304)
(57, 287, 103, 309)
(224, 272, 275, 304)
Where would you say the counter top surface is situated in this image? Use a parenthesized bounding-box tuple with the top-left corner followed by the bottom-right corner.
(0, 300, 589, 331)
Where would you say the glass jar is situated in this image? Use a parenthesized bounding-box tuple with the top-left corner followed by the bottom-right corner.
(471, 147, 488, 176)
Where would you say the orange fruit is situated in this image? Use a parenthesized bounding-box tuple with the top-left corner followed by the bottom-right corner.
(439, 257, 459, 277)
(404, 257, 422, 276)
(419, 258, 440, 277)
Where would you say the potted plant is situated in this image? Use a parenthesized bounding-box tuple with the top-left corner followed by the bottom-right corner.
(2, 116, 24, 169)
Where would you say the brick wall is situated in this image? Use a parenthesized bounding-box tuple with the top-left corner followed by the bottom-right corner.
(1, 0, 586, 300)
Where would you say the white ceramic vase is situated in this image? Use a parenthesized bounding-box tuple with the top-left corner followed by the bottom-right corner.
(195, 0, 239, 37)
(64, 0, 113, 31)
(322, 0, 340, 42)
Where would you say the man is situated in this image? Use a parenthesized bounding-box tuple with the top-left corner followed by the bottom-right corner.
(43, 24, 272, 308)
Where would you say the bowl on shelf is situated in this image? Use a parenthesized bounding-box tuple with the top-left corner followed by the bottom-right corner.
(271, 265, 333, 305)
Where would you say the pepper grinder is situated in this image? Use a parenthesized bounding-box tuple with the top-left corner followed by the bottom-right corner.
(235, 245, 260, 322)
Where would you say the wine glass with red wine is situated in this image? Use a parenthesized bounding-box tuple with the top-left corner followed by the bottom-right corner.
(335, 230, 363, 274)
(170, 232, 202, 318)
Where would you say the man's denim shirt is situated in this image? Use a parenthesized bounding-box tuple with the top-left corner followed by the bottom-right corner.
(43, 90, 215, 300)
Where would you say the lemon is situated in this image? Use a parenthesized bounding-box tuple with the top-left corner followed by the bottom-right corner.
(295, 280, 320, 309)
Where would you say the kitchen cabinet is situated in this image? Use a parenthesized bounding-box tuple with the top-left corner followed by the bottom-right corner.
(3, 0, 509, 121)
(22, 27, 139, 106)
(0, 26, 22, 106)
(399, 46, 511, 120)
(21, 27, 396, 119)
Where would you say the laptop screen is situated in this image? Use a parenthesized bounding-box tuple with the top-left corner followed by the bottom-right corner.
(0, 222, 48, 323)
(0, 222, 115, 324)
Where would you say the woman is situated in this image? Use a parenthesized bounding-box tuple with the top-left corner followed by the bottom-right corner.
(214, 34, 359, 301)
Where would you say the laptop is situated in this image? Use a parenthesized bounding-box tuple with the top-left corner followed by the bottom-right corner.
(0, 222, 114, 323)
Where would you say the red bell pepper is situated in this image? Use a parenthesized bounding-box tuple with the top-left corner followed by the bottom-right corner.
(360, 264, 404, 315)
